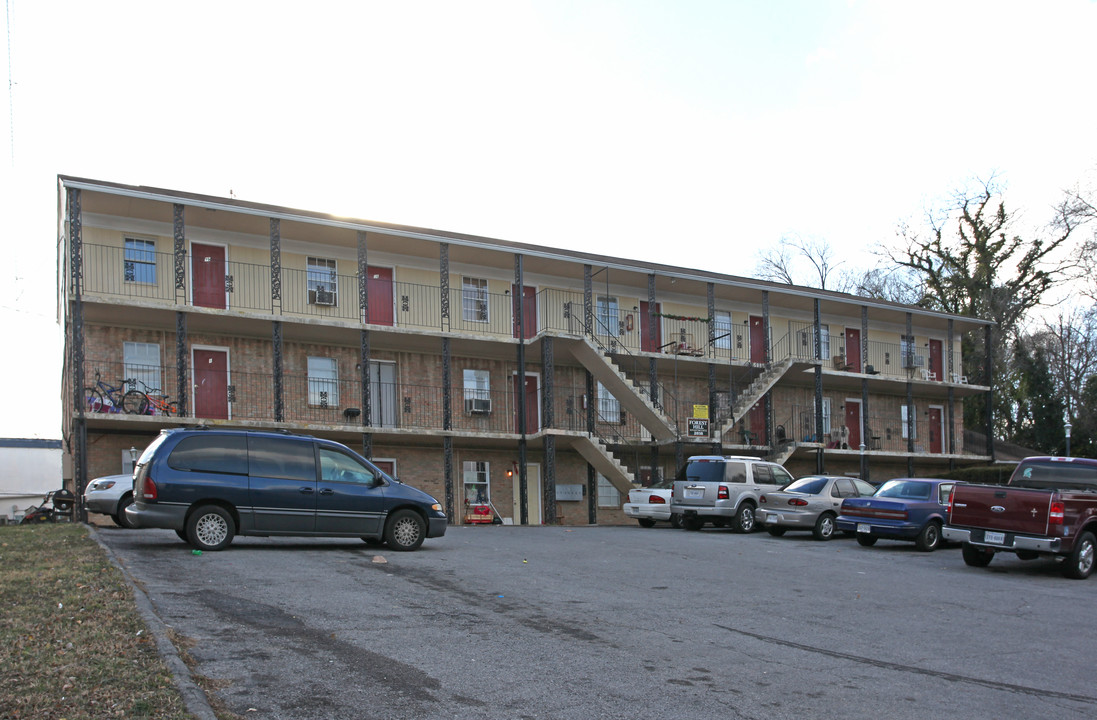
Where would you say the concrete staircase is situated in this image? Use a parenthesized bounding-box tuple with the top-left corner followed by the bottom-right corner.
(565, 337, 677, 443)
(571, 435, 636, 494)
(765, 441, 798, 466)
(717, 358, 795, 439)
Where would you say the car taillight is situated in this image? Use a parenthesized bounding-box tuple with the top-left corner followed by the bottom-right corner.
(1050, 501, 1064, 525)
(650, 495, 666, 505)
(788, 498, 808, 506)
(718, 485, 730, 500)
(947, 486, 955, 515)
(760, 495, 767, 504)
(141, 475, 158, 501)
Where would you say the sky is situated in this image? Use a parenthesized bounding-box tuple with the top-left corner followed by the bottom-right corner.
(1, 0, 1095, 439)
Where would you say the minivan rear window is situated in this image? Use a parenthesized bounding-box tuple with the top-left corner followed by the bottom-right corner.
(168, 435, 248, 475)
(249, 436, 316, 482)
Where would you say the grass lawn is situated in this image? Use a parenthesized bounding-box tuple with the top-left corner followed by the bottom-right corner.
(0, 523, 192, 719)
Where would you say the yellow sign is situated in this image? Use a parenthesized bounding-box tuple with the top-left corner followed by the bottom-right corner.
(693, 404, 709, 419)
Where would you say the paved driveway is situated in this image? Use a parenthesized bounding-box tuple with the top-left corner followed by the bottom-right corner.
(95, 525, 1097, 720)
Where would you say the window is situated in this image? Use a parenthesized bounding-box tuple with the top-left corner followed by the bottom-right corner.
(901, 404, 917, 439)
(308, 356, 339, 407)
(596, 296, 619, 336)
(124, 238, 156, 284)
(124, 342, 161, 395)
(820, 324, 831, 359)
(370, 361, 397, 428)
(811, 397, 833, 435)
(248, 436, 316, 481)
(462, 277, 489, 322)
(901, 334, 916, 366)
(462, 461, 490, 505)
(597, 473, 620, 507)
(463, 369, 491, 413)
(596, 381, 621, 423)
(319, 447, 376, 485)
(714, 311, 732, 350)
(167, 435, 248, 475)
(307, 257, 338, 305)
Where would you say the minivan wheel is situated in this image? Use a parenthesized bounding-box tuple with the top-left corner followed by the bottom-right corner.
(385, 509, 426, 551)
(734, 504, 755, 533)
(186, 505, 235, 551)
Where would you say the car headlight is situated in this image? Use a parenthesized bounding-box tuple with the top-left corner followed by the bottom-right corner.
(431, 503, 445, 515)
(93, 481, 116, 491)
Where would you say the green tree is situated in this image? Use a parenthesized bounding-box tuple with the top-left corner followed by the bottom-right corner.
(1010, 342, 1064, 453)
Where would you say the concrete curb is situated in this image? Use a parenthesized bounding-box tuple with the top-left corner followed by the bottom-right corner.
(88, 525, 219, 720)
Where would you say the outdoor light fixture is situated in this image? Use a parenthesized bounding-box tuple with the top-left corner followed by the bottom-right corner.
(1065, 413, 1072, 456)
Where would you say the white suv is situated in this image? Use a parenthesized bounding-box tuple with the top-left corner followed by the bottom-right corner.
(670, 456, 795, 532)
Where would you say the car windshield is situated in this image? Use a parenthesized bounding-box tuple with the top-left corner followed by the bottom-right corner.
(781, 477, 828, 495)
(875, 480, 931, 500)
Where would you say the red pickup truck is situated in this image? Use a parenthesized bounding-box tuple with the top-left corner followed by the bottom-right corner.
(944, 456, 1097, 579)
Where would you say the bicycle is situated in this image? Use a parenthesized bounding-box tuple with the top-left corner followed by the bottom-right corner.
(131, 379, 180, 416)
(84, 371, 145, 414)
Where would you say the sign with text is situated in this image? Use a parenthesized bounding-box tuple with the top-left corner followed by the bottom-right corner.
(687, 418, 709, 437)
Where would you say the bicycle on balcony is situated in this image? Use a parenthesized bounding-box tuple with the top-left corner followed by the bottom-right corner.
(129, 379, 180, 416)
(84, 371, 145, 414)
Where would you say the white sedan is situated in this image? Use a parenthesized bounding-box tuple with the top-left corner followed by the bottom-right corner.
(623, 479, 681, 528)
(84, 474, 136, 528)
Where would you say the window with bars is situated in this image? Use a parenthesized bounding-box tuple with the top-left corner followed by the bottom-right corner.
(462, 461, 491, 505)
(307, 356, 339, 407)
(307, 257, 338, 305)
(124, 238, 156, 284)
(462, 277, 489, 322)
(123, 342, 161, 393)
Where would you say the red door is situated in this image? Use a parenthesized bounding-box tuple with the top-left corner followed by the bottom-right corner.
(191, 243, 226, 309)
(929, 407, 943, 453)
(513, 375, 539, 434)
(844, 401, 862, 449)
(845, 328, 862, 373)
(640, 301, 661, 352)
(749, 316, 766, 363)
(193, 349, 229, 419)
(929, 339, 943, 381)
(366, 266, 394, 326)
(512, 285, 537, 339)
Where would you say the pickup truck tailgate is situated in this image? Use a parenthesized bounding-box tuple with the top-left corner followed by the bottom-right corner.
(949, 484, 1052, 534)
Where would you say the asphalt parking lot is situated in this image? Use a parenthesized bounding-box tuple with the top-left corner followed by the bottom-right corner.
(95, 524, 1097, 720)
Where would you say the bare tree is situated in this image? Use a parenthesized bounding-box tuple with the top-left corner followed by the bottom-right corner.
(755, 235, 845, 290)
(1028, 306, 1097, 421)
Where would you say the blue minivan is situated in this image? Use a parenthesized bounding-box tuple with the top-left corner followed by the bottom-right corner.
(126, 427, 447, 551)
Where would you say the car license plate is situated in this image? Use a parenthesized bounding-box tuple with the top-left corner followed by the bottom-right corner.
(984, 531, 1005, 545)
(766, 514, 780, 524)
(856, 523, 871, 534)
(685, 489, 703, 499)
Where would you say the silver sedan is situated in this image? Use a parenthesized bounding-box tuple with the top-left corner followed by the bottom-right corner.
(756, 475, 877, 540)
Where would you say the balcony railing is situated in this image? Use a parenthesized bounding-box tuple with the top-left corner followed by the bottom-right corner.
(79, 244, 966, 385)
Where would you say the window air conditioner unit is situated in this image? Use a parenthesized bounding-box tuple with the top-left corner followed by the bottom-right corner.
(465, 397, 492, 414)
(313, 288, 336, 306)
(902, 354, 925, 369)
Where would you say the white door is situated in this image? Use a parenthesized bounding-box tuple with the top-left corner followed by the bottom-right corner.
(513, 464, 542, 525)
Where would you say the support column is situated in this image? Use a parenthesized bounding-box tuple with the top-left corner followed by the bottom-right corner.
(583, 264, 593, 336)
(947, 319, 956, 469)
(69, 188, 88, 518)
(906, 312, 915, 476)
(814, 298, 824, 474)
(440, 243, 450, 331)
(442, 337, 452, 431)
(650, 444, 660, 485)
(444, 436, 455, 523)
(708, 363, 719, 454)
(515, 254, 529, 526)
(173, 204, 187, 305)
(357, 231, 369, 324)
(360, 329, 372, 458)
(542, 336, 557, 524)
(272, 321, 284, 422)
(587, 463, 597, 525)
(648, 274, 658, 408)
(175, 312, 188, 417)
(860, 306, 869, 482)
(270, 219, 282, 314)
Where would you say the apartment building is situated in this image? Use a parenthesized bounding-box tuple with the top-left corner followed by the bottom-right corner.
(59, 176, 994, 526)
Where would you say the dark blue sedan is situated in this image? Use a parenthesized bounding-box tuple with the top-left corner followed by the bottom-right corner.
(836, 478, 955, 552)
